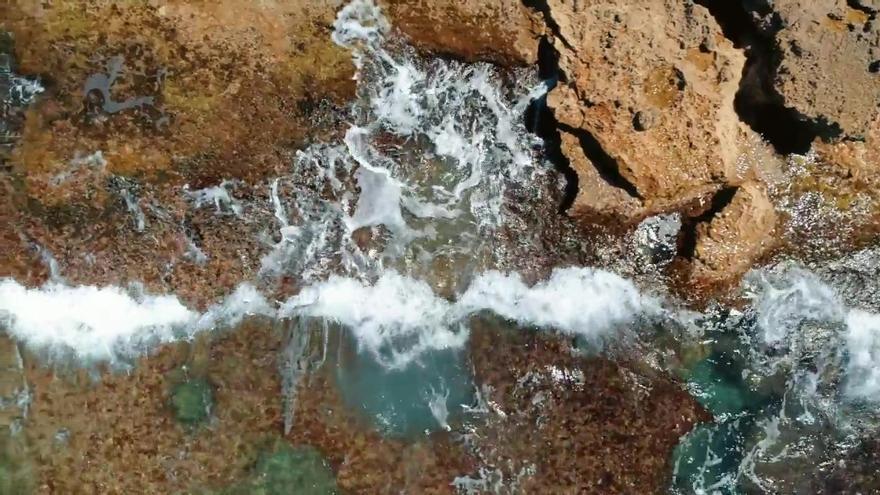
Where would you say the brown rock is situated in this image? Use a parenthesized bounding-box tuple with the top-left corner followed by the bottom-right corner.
(468, 318, 710, 493)
(289, 371, 474, 494)
(819, 438, 880, 493)
(0, 0, 355, 308)
(545, 0, 748, 222)
(21, 322, 286, 493)
(761, 0, 880, 139)
(561, 130, 644, 220)
(813, 114, 880, 185)
(382, 0, 544, 66)
(692, 182, 777, 282)
(780, 115, 880, 255)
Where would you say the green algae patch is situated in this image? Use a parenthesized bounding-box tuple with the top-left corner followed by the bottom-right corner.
(170, 378, 213, 427)
(195, 443, 338, 495)
(0, 432, 34, 495)
(244, 445, 337, 495)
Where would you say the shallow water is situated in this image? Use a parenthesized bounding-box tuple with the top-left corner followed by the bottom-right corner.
(2, 0, 880, 492)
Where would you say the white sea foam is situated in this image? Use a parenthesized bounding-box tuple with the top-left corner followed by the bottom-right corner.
(844, 309, 880, 400)
(427, 385, 452, 431)
(119, 188, 146, 232)
(0, 280, 196, 362)
(741, 265, 880, 404)
(280, 272, 465, 368)
(194, 283, 274, 331)
(457, 268, 656, 343)
(676, 264, 880, 492)
(184, 180, 243, 216)
(255, 0, 547, 285)
(0, 280, 272, 363)
(746, 268, 844, 346)
(281, 267, 656, 367)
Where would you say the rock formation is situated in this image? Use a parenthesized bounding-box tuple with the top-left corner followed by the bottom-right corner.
(755, 0, 880, 140)
(2, 0, 880, 490)
(382, 0, 544, 65)
(545, 0, 748, 223)
(520, 0, 790, 284)
(0, 0, 354, 308)
(5, 0, 877, 296)
(691, 182, 777, 282)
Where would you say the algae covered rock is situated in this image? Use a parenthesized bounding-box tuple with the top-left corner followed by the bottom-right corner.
(382, 0, 543, 66)
(0, 431, 34, 495)
(223, 444, 338, 495)
(170, 378, 213, 427)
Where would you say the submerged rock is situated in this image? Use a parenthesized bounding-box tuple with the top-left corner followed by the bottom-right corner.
(16, 321, 286, 493)
(820, 437, 880, 493)
(170, 378, 213, 427)
(220, 443, 338, 495)
(0, 430, 34, 495)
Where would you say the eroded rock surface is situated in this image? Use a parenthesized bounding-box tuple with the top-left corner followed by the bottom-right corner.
(753, 0, 880, 139)
(813, 115, 880, 187)
(0, 0, 355, 308)
(382, 0, 543, 65)
(545, 0, 748, 223)
(524, 0, 788, 284)
(692, 182, 777, 283)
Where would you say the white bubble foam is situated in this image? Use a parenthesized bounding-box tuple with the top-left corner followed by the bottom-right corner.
(458, 268, 656, 340)
(744, 266, 880, 403)
(281, 267, 657, 368)
(0, 280, 272, 363)
(844, 309, 880, 400)
(280, 272, 466, 368)
(0, 280, 196, 362)
(184, 180, 243, 216)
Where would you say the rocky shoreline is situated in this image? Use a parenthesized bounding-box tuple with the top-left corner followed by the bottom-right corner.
(4, 0, 878, 301)
(1, 0, 879, 493)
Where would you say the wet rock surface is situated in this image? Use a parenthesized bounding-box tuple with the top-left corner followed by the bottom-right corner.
(1, 0, 880, 493)
(382, 0, 543, 66)
(467, 320, 710, 494)
(820, 438, 880, 493)
(1, 0, 876, 308)
(0, 0, 355, 307)
(18, 321, 284, 493)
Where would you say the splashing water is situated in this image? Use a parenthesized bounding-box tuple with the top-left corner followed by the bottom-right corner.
(673, 261, 880, 493)
(3, 0, 880, 491)
(0, 0, 654, 439)
(262, 0, 550, 290)
(0, 281, 271, 364)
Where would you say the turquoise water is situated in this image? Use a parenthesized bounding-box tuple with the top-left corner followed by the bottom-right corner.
(334, 334, 474, 438)
(672, 331, 779, 493)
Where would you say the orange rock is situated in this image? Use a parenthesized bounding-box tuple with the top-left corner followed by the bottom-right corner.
(545, 0, 748, 222)
(768, 0, 880, 139)
(692, 182, 777, 282)
(382, 0, 544, 66)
